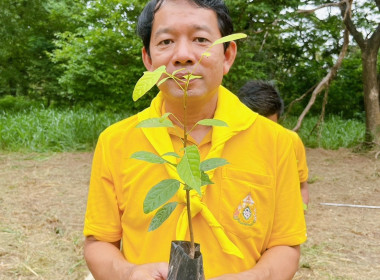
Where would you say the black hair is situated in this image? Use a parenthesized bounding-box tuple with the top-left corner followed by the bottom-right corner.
(137, 0, 234, 56)
(237, 80, 284, 118)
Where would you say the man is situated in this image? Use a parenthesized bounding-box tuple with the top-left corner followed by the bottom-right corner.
(83, 1, 307, 279)
(237, 80, 310, 210)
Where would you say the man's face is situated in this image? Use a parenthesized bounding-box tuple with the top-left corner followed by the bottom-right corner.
(142, 0, 236, 102)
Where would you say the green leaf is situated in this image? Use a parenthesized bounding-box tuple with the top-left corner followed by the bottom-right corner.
(211, 33, 247, 46)
(148, 202, 178, 231)
(160, 112, 173, 120)
(196, 119, 228, 127)
(201, 171, 214, 186)
(132, 65, 166, 101)
(162, 152, 180, 158)
(136, 117, 174, 128)
(131, 151, 166, 164)
(177, 145, 202, 195)
(200, 158, 229, 172)
(143, 179, 181, 213)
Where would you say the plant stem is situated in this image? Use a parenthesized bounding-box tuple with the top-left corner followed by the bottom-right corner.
(186, 189, 195, 259)
(183, 86, 195, 259)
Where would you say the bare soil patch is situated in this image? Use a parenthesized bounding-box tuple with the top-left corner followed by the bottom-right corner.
(0, 148, 379, 279)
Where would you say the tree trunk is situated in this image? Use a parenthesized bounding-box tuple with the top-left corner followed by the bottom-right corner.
(362, 48, 380, 144)
(341, 0, 380, 146)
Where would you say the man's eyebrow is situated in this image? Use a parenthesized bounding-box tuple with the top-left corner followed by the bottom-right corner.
(153, 24, 213, 39)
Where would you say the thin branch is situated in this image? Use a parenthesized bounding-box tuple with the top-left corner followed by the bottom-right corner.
(262, 20, 279, 48)
(296, 0, 366, 48)
(293, 28, 350, 132)
(309, 88, 329, 141)
(297, 1, 345, 14)
(252, 29, 265, 35)
(285, 83, 317, 116)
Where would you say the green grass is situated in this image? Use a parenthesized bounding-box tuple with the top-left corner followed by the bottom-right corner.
(0, 108, 366, 152)
(0, 107, 129, 152)
(281, 115, 366, 150)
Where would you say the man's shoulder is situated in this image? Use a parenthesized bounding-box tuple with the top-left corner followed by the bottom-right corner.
(101, 113, 140, 138)
(284, 128, 304, 145)
(252, 114, 289, 135)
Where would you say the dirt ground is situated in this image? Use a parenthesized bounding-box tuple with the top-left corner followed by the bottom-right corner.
(0, 148, 379, 279)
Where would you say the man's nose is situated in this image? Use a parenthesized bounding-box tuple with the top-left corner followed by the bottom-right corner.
(173, 40, 195, 66)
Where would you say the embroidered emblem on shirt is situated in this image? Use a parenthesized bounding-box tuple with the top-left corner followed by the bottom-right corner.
(233, 193, 257, 226)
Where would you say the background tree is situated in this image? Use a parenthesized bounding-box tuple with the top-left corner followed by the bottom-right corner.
(50, 0, 148, 112)
(296, 0, 380, 145)
(342, 0, 380, 144)
(0, 0, 82, 104)
(224, 0, 348, 116)
(1, 0, 377, 146)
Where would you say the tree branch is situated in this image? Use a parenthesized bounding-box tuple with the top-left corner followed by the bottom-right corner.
(297, 1, 345, 14)
(292, 28, 350, 132)
(376, 0, 380, 12)
(283, 83, 317, 121)
(368, 22, 380, 51)
(341, 0, 366, 48)
(297, 0, 366, 48)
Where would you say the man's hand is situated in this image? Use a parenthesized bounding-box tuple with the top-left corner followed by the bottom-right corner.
(126, 263, 168, 280)
(208, 245, 300, 280)
(84, 236, 168, 280)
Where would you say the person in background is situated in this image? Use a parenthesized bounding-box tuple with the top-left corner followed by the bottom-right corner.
(83, 1, 307, 279)
(238, 80, 310, 211)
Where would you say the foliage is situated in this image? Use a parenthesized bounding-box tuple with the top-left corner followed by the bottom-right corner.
(0, 107, 128, 152)
(0, 95, 42, 112)
(282, 115, 366, 149)
(223, 0, 373, 121)
(0, 0, 83, 103)
(0, 0, 375, 135)
(50, 0, 149, 112)
(0, 108, 364, 153)
(223, 0, 343, 96)
(326, 47, 364, 118)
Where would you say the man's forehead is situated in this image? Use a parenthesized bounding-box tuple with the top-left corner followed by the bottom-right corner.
(153, 24, 213, 37)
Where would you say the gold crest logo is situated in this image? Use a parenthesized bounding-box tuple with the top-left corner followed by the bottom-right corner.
(233, 193, 257, 226)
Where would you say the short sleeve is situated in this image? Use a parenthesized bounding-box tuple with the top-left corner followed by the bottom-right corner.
(83, 133, 122, 242)
(267, 129, 307, 248)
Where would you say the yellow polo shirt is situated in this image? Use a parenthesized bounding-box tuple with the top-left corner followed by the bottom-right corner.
(287, 130, 309, 183)
(84, 86, 307, 279)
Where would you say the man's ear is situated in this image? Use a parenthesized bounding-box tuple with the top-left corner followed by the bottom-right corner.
(142, 47, 154, 71)
(223, 41, 237, 75)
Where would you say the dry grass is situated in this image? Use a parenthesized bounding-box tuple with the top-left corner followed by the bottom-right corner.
(0, 152, 91, 279)
(0, 149, 379, 279)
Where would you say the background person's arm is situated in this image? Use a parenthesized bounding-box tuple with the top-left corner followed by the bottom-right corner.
(209, 245, 300, 280)
(84, 236, 168, 280)
(300, 181, 309, 208)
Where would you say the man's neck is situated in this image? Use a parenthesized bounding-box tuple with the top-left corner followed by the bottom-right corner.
(164, 93, 218, 144)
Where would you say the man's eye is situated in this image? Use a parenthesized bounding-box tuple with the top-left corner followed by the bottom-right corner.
(159, 39, 172, 45)
(195, 37, 209, 43)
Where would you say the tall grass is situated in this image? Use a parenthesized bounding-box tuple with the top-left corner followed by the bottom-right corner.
(0, 108, 129, 152)
(281, 115, 366, 150)
(0, 108, 366, 152)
